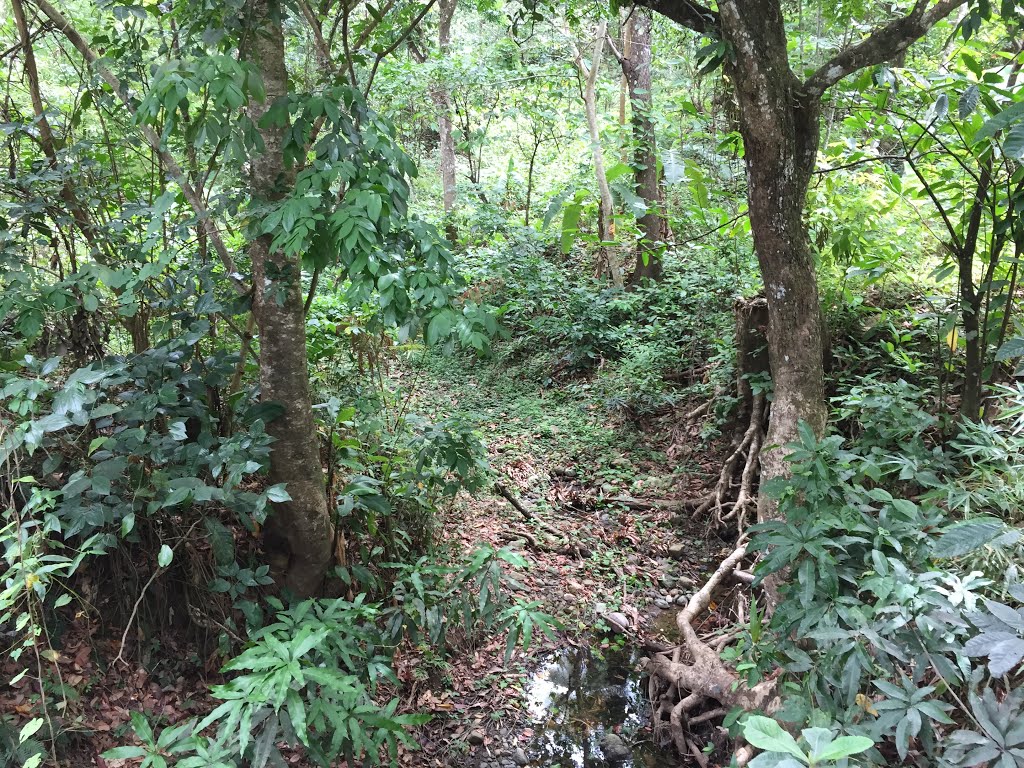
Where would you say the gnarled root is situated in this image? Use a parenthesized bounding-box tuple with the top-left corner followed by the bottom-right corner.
(688, 393, 765, 534)
(644, 545, 779, 760)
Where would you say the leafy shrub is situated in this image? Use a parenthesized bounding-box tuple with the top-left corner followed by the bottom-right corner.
(105, 545, 558, 767)
(744, 397, 1024, 766)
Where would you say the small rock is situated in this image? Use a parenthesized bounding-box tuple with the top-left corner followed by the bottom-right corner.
(667, 543, 686, 559)
(468, 730, 485, 746)
(659, 575, 674, 588)
(676, 594, 688, 606)
(604, 612, 631, 633)
(563, 593, 575, 604)
(676, 575, 696, 588)
(600, 733, 631, 762)
(669, 588, 679, 596)
(512, 747, 530, 766)
(654, 598, 670, 609)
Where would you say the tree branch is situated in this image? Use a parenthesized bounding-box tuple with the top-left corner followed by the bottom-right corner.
(804, 0, 966, 97)
(31, 0, 246, 293)
(633, 0, 719, 36)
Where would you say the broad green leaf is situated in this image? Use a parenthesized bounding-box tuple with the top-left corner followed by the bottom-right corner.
(743, 716, 806, 760)
(958, 84, 980, 119)
(19, 718, 44, 743)
(933, 518, 1003, 558)
(266, 484, 292, 503)
(815, 735, 875, 761)
(976, 101, 1024, 142)
(1005, 123, 1024, 160)
(158, 544, 174, 568)
(101, 746, 148, 759)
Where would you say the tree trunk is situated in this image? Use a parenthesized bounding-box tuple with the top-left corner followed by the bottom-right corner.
(958, 159, 992, 422)
(574, 20, 623, 288)
(435, 0, 458, 235)
(717, 0, 827, 524)
(622, 7, 666, 283)
(243, 0, 334, 597)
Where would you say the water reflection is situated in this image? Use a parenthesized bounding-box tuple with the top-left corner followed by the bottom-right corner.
(522, 644, 677, 767)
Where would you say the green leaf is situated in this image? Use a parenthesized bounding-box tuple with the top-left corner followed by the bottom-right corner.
(19, 718, 44, 743)
(976, 101, 1024, 142)
(426, 313, 453, 345)
(743, 716, 806, 760)
(933, 518, 1004, 558)
(1004, 123, 1024, 160)
(814, 735, 874, 761)
(958, 84, 980, 119)
(101, 746, 149, 759)
(266, 484, 292, 503)
(560, 202, 583, 254)
(158, 544, 174, 568)
(996, 336, 1024, 361)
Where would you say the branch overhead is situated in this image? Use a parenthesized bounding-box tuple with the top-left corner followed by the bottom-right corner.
(804, 0, 967, 97)
(633, 0, 719, 36)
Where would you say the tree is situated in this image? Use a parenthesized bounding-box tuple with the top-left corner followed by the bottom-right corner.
(566, 19, 624, 287)
(635, 0, 972, 523)
(436, 0, 459, 221)
(241, 0, 335, 597)
(608, 6, 667, 283)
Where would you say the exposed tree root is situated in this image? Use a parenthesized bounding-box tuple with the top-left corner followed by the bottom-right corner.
(494, 484, 592, 557)
(691, 393, 765, 533)
(643, 545, 779, 760)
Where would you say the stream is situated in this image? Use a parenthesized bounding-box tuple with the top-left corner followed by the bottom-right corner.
(519, 641, 678, 768)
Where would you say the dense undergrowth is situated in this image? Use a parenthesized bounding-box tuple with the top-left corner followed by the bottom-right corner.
(5, 217, 1024, 767)
(2, 1, 1024, 766)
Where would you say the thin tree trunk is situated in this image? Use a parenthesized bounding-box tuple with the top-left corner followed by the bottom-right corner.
(622, 7, 666, 283)
(13, 0, 149, 353)
(243, 0, 334, 597)
(572, 20, 623, 287)
(435, 0, 458, 236)
(958, 159, 992, 422)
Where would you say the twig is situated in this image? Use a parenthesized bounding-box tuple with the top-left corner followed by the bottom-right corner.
(494, 482, 533, 520)
(114, 519, 201, 666)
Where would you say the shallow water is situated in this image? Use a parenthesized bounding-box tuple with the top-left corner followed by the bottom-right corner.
(521, 643, 679, 767)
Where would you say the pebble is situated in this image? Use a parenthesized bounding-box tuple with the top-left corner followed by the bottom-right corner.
(654, 598, 670, 609)
(676, 575, 696, 588)
(676, 594, 688, 606)
(600, 733, 631, 762)
(468, 729, 485, 745)
(513, 747, 530, 766)
(668, 543, 686, 559)
(604, 612, 630, 633)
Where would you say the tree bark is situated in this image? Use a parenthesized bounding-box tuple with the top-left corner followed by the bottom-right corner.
(435, 0, 458, 231)
(621, 7, 666, 283)
(717, 0, 826, 524)
(635, 0, 967, 525)
(571, 20, 623, 288)
(242, 0, 334, 597)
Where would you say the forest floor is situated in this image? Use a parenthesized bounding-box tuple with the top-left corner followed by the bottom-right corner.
(1, 351, 733, 768)
(404, 353, 734, 767)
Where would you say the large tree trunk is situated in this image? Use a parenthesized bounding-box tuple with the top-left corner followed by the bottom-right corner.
(435, 0, 458, 227)
(622, 7, 667, 283)
(243, 0, 333, 597)
(718, 0, 827, 524)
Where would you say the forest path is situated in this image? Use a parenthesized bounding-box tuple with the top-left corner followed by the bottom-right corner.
(406, 353, 733, 767)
